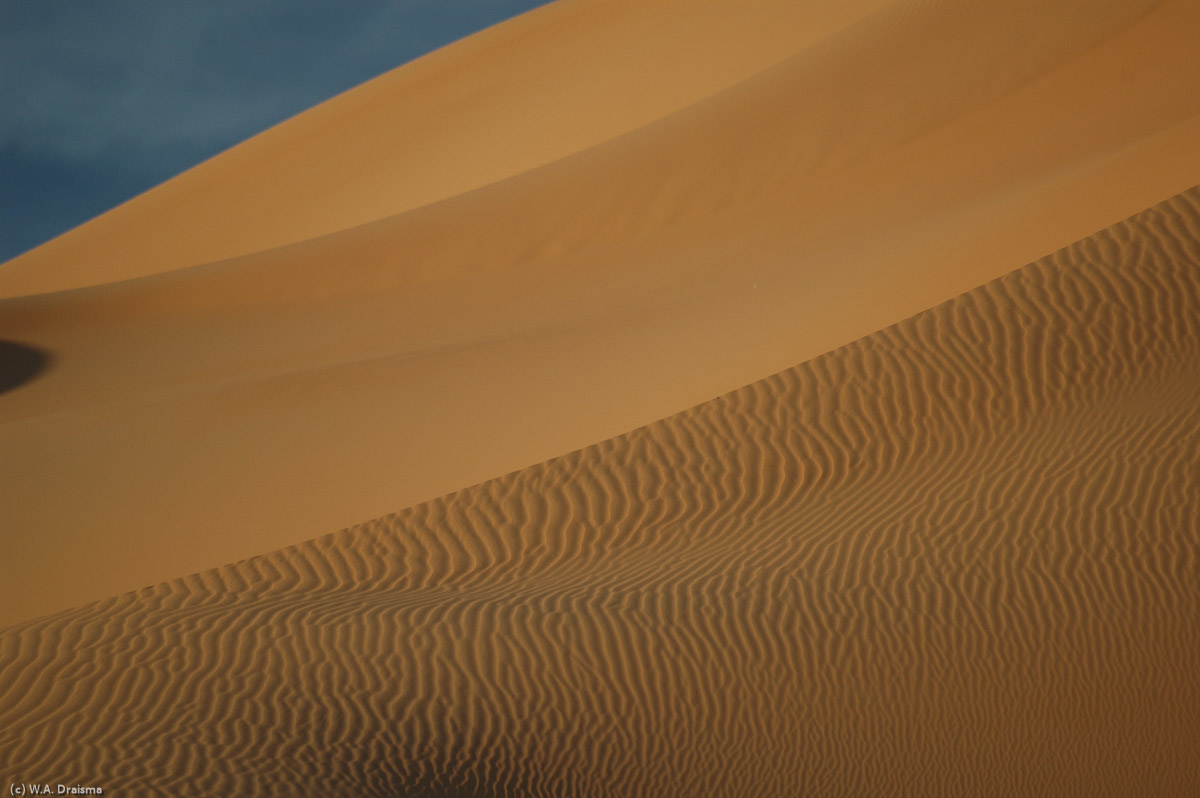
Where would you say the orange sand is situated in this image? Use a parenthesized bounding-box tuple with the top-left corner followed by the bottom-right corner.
(2, 0, 1199, 794)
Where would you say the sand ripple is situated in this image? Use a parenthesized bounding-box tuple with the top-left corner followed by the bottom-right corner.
(2, 190, 1199, 795)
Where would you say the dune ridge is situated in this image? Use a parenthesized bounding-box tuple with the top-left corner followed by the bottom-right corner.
(3, 186, 1198, 796)
(0, 0, 899, 296)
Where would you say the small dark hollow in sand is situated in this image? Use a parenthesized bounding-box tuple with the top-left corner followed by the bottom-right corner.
(0, 340, 52, 395)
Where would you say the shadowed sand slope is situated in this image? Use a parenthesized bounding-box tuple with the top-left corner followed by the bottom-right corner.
(0, 341, 50, 396)
(5, 0, 1200, 625)
(2, 189, 1198, 795)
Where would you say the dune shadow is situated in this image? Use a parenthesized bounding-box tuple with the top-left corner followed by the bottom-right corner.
(0, 340, 52, 395)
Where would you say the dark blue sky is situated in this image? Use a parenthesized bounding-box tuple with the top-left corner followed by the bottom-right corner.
(0, 0, 549, 264)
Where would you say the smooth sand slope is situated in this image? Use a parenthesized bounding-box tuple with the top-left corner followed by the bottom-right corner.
(5, 0, 1200, 625)
(0, 0, 901, 296)
(3, 187, 1199, 796)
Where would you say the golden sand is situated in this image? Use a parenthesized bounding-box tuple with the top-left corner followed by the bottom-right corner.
(2, 0, 1199, 794)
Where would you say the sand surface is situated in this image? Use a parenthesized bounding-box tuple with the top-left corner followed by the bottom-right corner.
(2, 0, 1200, 794)
(3, 188, 1199, 795)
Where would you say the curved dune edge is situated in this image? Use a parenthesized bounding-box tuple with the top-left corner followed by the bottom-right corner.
(4, 0, 1200, 627)
(0, 0, 897, 296)
(2, 186, 1199, 796)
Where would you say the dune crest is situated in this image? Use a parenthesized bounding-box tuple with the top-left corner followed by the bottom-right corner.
(0, 0, 894, 296)
(3, 184, 1199, 796)
(4, 0, 1200, 626)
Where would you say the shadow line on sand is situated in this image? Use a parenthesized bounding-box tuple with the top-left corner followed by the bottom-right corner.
(0, 340, 53, 396)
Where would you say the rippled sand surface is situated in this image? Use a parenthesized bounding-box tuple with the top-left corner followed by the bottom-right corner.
(3, 188, 1198, 796)
(3, 0, 1200, 794)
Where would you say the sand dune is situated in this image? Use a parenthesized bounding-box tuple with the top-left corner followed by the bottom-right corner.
(4, 0, 1200, 625)
(3, 186, 1199, 796)
(0, 0, 899, 296)
(3, 0, 1200, 793)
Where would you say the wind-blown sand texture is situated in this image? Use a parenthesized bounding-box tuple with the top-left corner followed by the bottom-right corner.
(3, 0, 1200, 794)
(3, 187, 1200, 795)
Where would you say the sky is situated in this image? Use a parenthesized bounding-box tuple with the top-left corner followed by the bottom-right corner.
(0, 0, 550, 264)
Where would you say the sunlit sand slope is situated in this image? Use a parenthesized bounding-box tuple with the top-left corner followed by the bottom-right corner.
(4, 0, 1200, 626)
(3, 188, 1198, 796)
(0, 0, 896, 295)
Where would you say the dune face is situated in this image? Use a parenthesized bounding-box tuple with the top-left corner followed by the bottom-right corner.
(3, 189, 1199, 795)
(0, 0, 897, 297)
(5, 0, 1200, 626)
(4, 0, 1200, 794)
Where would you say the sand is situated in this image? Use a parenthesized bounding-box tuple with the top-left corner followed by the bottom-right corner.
(2, 0, 1199, 794)
(3, 187, 1199, 796)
